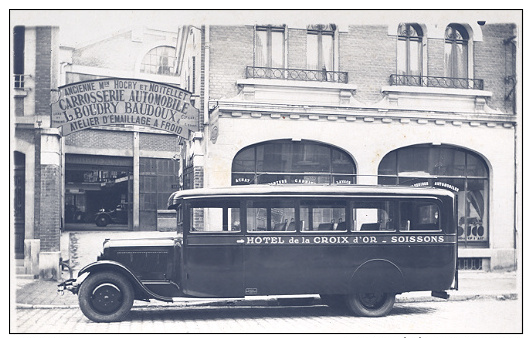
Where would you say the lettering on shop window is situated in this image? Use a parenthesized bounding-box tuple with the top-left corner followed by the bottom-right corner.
(412, 181, 460, 192)
(51, 78, 200, 137)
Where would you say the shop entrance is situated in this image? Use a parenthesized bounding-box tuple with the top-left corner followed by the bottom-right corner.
(64, 154, 133, 231)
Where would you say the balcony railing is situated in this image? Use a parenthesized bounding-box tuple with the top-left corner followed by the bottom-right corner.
(246, 66, 348, 84)
(390, 74, 484, 90)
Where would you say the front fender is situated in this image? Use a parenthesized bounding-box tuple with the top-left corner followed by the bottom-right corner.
(77, 260, 173, 302)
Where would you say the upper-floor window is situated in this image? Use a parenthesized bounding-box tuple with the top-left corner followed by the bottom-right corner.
(13, 26, 25, 88)
(140, 46, 177, 75)
(255, 25, 285, 68)
(444, 24, 469, 78)
(397, 23, 423, 78)
(307, 24, 335, 71)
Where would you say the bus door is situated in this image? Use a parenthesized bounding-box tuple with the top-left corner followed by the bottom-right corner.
(183, 199, 244, 298)
(242, 198, 304, 296)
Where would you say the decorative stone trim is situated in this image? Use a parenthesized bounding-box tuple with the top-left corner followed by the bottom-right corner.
(214, 101, 517, 130)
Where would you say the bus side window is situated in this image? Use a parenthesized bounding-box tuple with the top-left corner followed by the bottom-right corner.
(189, 199, 241, 232)
(246, 199, 296, 232)
(353, 200, 396, 232)
(399, 201, 441, 231)
(300, 199, 346, 232)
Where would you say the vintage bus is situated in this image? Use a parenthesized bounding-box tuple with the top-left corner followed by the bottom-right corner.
(59, 185, 458, 322)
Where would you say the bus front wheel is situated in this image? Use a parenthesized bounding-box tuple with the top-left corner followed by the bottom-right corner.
(346, 292, 395, 317)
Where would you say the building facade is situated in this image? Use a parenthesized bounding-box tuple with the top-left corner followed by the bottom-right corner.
(176, 19, 520, 271)
(13, 25, 191, 278)
(11, 13, 521, 279)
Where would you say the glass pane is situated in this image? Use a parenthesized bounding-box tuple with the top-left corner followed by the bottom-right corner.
(307, 33, 318, 70)
(430, 147, 466, 176)
(232, 147, 255, 172)
(409, 40, 421, 76)
(397, 39, 407, 75)
(247, 199, 295, 232)
(232, 173, 255, 185)
(353, 200, 396, 231)
(257, 142, 284, 172)
(465, 179, 488, 242)
(332, 149, 356, 174)
(293, 143, 330, 173)
(189, 200, 240, 232)
(399, 201, 440, 231)
(300, 199, 346, 231)
(255, 30, 268, 67)
(321, 34, 334, 71)
(397, 146, 430, 176)
(455, 43, 468, 78)
(141, 47, 176, 75)
(378, 151, 397, 176)
(271, 30, 284, 68)
(444, 43, 453, 78)
(378, 176, 397, 185)
(467, 153, 488, 177)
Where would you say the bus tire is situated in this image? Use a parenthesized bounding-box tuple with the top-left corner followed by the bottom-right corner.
(95, 215, 109, 227)
(346, 292, 395, 317)
(78, 271, 134, 322)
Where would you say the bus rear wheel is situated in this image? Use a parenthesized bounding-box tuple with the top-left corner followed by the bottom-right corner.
(346, 292, 395, 317)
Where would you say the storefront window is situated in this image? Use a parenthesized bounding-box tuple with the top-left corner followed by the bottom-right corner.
(378, 144, 489, 246)
(232, 140, 356, 186)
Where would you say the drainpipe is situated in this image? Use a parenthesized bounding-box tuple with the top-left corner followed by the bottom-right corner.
(204, 25, 210, 126)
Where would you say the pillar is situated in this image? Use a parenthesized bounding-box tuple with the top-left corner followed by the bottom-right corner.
(38, 128, 62, 280)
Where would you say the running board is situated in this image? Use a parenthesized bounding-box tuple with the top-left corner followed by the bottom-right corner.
(431, 291, 450, 299)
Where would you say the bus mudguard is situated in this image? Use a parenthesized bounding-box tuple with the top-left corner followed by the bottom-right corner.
(350, 259, 405, 294)
(76, 260, 174, 302)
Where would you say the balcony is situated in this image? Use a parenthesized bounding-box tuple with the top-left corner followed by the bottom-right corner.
(390, 74, 484, 90)
(246, 66, 348, 84)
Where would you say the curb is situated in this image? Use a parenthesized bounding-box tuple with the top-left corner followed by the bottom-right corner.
(16, 292, 518, 310)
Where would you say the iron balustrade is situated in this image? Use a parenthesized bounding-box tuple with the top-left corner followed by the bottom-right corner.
(390, 74, 484, 90)
(246, 66, 348, 84)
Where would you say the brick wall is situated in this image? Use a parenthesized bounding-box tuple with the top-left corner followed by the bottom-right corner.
(205, 23, 516, 111)
(65, 129, 133, 150)
(39, 164, 61, 252)
(342, 25, 396, 103)
(209, 26, 254, 100)
(139, 133, 179, 152)
(34, 27, 52, 116)
(287, 29, 307, 69)
(475, 23, 517, 113)
(427, 37, 445, 76)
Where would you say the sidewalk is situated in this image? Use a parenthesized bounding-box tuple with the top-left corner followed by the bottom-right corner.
(14, 230, 520, 309)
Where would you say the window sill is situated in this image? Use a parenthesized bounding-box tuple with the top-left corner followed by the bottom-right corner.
(236, 78, 357, 106)
(380, 85, 497, 114)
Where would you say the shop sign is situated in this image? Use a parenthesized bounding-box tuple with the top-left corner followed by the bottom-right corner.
(51, 78, 200, 138)
(412, 181, 460, 192)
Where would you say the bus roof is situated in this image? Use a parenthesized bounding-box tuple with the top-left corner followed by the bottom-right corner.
(167, 184, 455, 209)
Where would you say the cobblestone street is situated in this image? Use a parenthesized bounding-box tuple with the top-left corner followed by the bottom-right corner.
(13, 298, 521, 333)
